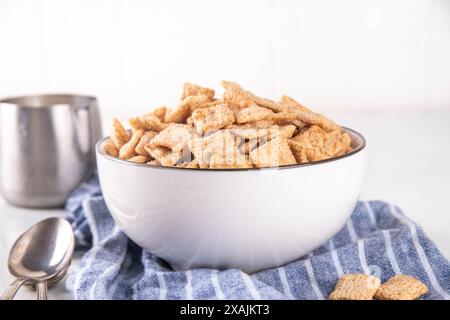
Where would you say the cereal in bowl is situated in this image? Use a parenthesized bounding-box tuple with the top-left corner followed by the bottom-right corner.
(104, 81, 353, 169)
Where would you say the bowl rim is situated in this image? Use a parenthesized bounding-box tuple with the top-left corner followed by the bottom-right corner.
(96, 126, 366, 172)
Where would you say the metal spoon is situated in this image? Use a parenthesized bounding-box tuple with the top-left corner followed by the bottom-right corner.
(0, 217, 74, 300)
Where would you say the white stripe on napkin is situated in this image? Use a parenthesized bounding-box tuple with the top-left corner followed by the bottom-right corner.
(211, 271, 225, 300)
(240, 272, 261, 300)
(304, 259, 324, 300)
(185, 270, 193, 300)
(382, 230, 401, 275)
(329, 239, 344, 276)
(278, 267, 294, 299)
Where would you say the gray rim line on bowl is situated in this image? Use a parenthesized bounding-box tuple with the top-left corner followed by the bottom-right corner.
(95, 126, 366, 172)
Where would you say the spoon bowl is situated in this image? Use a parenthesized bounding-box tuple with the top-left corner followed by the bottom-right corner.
(8, 217, 74, 280)
(1, 217, 74, 299)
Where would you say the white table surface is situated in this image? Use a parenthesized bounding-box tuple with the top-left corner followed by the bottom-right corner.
(1, 109, 449, 300)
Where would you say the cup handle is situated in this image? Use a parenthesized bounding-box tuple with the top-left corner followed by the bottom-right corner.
(0, 278, 28, 300)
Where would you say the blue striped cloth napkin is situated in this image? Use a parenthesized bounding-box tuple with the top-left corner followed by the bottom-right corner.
(65, 174, 450, 300)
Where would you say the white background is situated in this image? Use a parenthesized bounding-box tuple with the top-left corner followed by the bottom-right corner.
(0, 1, 449, 299)
(0, 0, 449, 123)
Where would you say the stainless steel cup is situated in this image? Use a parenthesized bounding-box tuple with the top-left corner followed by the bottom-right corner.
(0, 94, 102, 208)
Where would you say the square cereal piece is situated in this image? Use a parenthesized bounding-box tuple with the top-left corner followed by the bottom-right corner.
(329, 274, 381, 300)
(249, 136, 296, 168)
(149, 106, 168, 122)
(103, 138, 119, 157)
(127, 155, 150, 164)
(273, 111, 338, 132)
(279, 95, 311, 113)
(235, 105, 274, 124)
(188, 130, 244, 168)
(150, 124, 193, 152)
(191, 104, 235, 134)
(279, 125, 296, 139)
(135, 131, 158, 155)
(165, 95, 212, 123)
(129, 114, 169, 132)
(111, 118, 131, 149)
(221, 80, 282, 112)
(181, 83, 215, 100)
(374, 275, 428, 300)
(119, 129, 144, 160)
(145, 145, 184, 167)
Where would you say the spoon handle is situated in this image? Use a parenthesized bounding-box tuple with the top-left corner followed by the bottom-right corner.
(0, 278, 28, 300)
(36, 281, 48, 300)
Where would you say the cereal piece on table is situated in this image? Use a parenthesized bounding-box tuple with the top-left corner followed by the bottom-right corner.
(119, 129, 144, 160)
(129, 114, 169, 132)
(249, 136, 296, 168)
(279, 95, 311, 113)
(150, 124, 193, 152)
(329, 274, 381, 300)
(235, 105, 274, 124)
(127, 155, 150, 164)
(111, 118, 131, 149)
(374, 275, 428, 300)
(165, 95, 212, 123)
(103, 138, 119, 157)
(181, 83, 215, 100)
(273, 111, 338, 132)
(145, 145, 184, 167)
(191, 104, 235, 134)
(135, 131, 158, 155)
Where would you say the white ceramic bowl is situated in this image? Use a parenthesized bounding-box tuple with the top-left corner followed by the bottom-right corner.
(96, 128, 366, 273)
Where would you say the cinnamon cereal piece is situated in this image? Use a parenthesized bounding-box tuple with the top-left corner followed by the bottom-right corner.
(279, 125, 296, 139)
(221, 80, 254, 109)
(150, 106, 167, 122)
(119, 129, 144, 160)
(374, 275, 428, 300)
(287, 140, 309, 164)
(235, 105, 274, 124)
(329, 274, 381, 300)
(165, 95, 212, 123)
(145, 145, 184, 167)
(150, 124, 193, 152)
(129, 114, 169, 132)
(249, 136, 296, 167)
(147, 159, 161, 166)
(135, 131, 158, 156)
(188, 130, 247, 168)
(191, 104, 235, 134)
(181, 83, 215, 100)
(273, 111, 338, 132)
(279, 95, 311, 113)
(185, 159, 199, 168)
(103, 138, 119, 157)
(221, 80, 282, 112)
(111, 118, 131, 149)
(127, 155, 151, 164)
